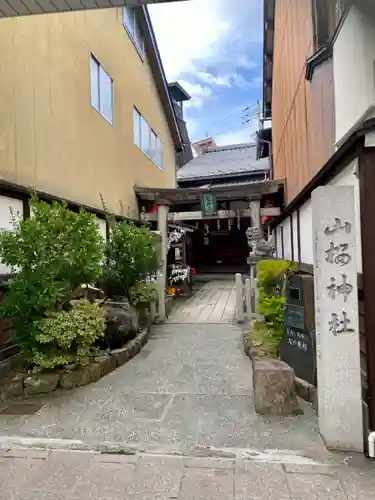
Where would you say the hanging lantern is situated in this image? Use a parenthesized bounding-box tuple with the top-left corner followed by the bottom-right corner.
(228, 218, 232, 231)
(217, 219, 220, 230)
(237, 209, 241, 230)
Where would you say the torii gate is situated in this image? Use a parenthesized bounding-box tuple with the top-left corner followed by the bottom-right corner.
(0, 0, 187, 18)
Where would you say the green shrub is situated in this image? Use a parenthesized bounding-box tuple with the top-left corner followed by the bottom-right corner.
(31, 300, 106, 370)
(0, 195, 104, 357)
(129, 282, 157, 309)
(252, 320, 282, 358)
(257, 259, 296, 296)
(101, 220, 160, 298)
(255, 259, 296, 357)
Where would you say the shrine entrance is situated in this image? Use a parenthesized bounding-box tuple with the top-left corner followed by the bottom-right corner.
(135, 179, 285, 279)
(190, 218, 250, 274)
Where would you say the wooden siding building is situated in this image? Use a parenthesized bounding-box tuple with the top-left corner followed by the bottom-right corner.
(264, 0, 375, 455)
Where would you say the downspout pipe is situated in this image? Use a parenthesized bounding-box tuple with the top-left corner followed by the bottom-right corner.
(368, 432, 375, 458)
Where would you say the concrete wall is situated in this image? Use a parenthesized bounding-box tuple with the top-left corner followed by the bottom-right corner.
(0, 9, 177, 218)
(333, 6, 375, 144)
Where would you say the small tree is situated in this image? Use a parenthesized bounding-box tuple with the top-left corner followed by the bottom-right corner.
(0, 196, 104, 359)
(101, 220, 160, 299)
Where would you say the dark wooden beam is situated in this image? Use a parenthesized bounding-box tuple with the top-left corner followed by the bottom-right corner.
(135, 179, 285, 204)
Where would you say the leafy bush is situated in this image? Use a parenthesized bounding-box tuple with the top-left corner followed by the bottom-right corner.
(31, 300, 105, 370)
(0, 195, 104, 357)
(129, 282, 157, 309)
(252, 320, 281, 358)
(101, 220, 160, 298)
(255, 259, 296, 357)
(257, 259, 295, 296)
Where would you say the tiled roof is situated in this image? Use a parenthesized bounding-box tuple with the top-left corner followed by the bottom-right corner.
(177, 142, 269, 181)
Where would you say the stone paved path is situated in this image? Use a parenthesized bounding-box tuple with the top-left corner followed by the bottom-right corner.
(1, 279, 374, 498)
(0, 280, 325, 460)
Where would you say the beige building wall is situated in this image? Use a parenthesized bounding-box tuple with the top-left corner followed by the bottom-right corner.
(0, 8, 177, 218)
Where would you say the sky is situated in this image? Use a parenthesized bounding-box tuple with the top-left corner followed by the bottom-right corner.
(149, 0, 264, 146)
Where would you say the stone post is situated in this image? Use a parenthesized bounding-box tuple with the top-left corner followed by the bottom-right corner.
(156, 200, 169, 322)
(157, 201, 170, 284)
(245, 278, 251, 319)
(312, 186, 363, 452)
(156, 272, 166, 322)
(235, 273, 244, 323)
(249, 198, 263, 238)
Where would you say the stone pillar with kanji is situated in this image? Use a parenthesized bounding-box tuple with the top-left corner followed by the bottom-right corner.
(312, 185, 363, 452)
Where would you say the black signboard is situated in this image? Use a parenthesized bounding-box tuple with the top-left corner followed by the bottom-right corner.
(280, 274, 317, 386)
(280, 326, 316, 385)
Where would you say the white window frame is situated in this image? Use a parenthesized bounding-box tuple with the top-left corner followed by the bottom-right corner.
(123, 6, 145, 58)
(133, 106, 164, 171)
(90, 55, 114, 125)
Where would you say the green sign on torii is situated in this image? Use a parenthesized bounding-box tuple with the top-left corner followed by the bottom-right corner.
(201, 192, 217, 217)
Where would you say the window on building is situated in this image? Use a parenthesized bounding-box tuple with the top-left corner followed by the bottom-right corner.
(133, 108, 141, 148)
(312, 0, 348, 50)
(133, 107, 164, 170)
(123, 7, 145, 58)
(90, 55, 113, 124)
(155, 138, 164, 171)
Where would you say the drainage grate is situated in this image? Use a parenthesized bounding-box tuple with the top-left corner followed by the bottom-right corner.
(0, 403, 43, 415)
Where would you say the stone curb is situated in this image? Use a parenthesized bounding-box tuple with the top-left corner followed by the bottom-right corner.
(295, 376, 318, 414)
(0, 436, 327, 466)
(0, 326, 152, 403)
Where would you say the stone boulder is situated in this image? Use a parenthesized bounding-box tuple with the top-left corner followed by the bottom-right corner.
(100, 299, 139, 350)
(253, 358, 302, 416)
(24, 373, 60, 396)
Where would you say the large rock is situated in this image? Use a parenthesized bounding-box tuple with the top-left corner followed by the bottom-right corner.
(253, 358, 302, 416)
(100, 299, 139, 350)
(24, 373, 60, 396)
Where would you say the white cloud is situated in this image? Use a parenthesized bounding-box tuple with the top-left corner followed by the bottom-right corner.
(149, 0, 261, 81)
(149, 0, 230, 80)
(179, 80, 213, 108)
(195, 72, 233, 87)
(215, 128, 252, 146)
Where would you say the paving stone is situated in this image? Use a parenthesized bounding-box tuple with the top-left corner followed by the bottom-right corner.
(126, 455, 184, 497)
(338, 466, 375, 500)
(185, 457, 235, 469)
(180, 467, 234, 500)
(284, 463, 338, 476)
(235, 462, 290, 500)
(92, 452, 139, 464)
(0, 455, 45, 499)
(287, 473, 347, 500)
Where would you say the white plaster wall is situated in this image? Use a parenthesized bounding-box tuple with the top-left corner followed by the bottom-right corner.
(334, 6, 375, 144)
(328, 159, 362, 273)
(292, 211, 299, 261)
(282, 217, 292, 260)
(276, 225, 282, 259)
(299, 199, 313, 265)
(0, 196, 24, 274)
